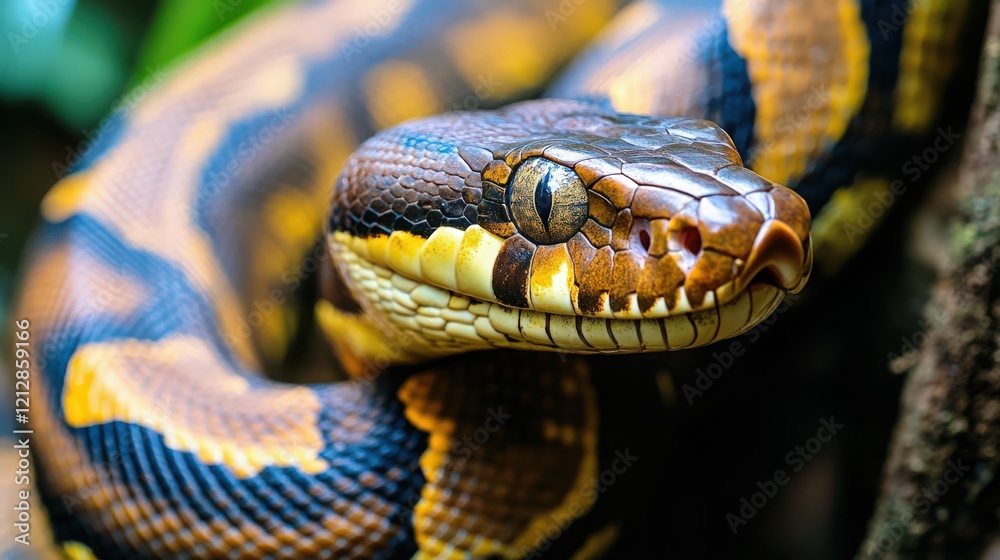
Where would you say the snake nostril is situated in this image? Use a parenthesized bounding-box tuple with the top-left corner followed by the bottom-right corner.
(681, 226, 702, 256)
(638, 229, 651, 252)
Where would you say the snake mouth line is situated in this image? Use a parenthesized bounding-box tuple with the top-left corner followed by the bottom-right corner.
(329, 232, 788, 357)
(330, 224, 810, 319)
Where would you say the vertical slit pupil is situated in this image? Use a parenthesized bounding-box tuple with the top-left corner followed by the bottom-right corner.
(534, 170, 553, 229)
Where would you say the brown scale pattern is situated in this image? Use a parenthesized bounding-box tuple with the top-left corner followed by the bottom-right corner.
(331, 134, 479, 238)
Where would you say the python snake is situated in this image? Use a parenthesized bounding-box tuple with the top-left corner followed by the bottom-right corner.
(13, 0, 977, 558)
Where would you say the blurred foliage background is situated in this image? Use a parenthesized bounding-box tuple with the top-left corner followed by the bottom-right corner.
(0, 0, 290, 310)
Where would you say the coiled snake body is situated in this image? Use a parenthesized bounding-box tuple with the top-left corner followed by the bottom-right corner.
(15, 0, 975, 558)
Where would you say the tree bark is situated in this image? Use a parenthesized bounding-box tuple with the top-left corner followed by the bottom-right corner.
(859, 4, 1000, 559)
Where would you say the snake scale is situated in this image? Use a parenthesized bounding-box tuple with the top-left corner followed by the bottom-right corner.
(13, 0, 978, 558)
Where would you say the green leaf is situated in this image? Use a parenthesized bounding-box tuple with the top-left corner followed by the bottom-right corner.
(128, 0, 290, 88)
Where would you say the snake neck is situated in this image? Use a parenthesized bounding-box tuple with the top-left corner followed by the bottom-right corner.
(315, 298, 425, 377)
(314, 253, 434, 377)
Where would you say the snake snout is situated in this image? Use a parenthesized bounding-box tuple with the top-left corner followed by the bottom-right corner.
(742, 221, 812, 294)
(744, 186, 813, 295)
(688, 185, 812, 304)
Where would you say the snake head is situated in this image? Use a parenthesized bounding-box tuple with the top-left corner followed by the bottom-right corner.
(325, 99, 811, 362)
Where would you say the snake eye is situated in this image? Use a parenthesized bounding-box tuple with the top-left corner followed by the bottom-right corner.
(507, 157, 588, 244)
